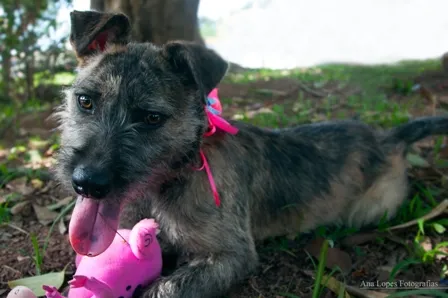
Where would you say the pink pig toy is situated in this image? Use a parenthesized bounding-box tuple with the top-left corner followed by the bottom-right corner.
(7, 218, 162, 298)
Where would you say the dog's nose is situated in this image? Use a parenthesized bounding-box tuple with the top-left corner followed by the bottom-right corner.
(71, 166, 111, 199)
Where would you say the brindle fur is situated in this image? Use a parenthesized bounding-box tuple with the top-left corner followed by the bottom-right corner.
(54, 10, 448, 298)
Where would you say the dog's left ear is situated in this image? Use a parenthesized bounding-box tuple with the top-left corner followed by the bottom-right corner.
(69, 10, 131, 63)
(161, 41, 229, 98)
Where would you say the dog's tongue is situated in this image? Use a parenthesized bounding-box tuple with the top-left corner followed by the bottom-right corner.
(69, 196, 121, 256)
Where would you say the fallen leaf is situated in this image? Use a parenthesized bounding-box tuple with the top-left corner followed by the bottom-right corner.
(17, 255, 30, 262)
(351, 268, 367, 278)
(58, 219, 67, 235)
(28, 139, 49, 150)
(311, 113, 328, 122)
(341, 232, 379, 247)
(385, 199, 448, 231)
(318, 275, 351, 298)
(8, 269, 66, 297)
(46, 196, 74, 211)
(255, 89, 288, 96)
(406, 153, 430, 168)
(302, 270, 389, 298)
(420, 237, 433, 252)
(10, 201, 30, 215)
(26, 149, 42, 164)
(245, 107, 274, 119)
(30, 179, 44, 190)
(32, 204, 59, 226)
(434, 242, 448, 261)
(37, 180, 55, 194)
(6, 177, 34, 196)
(304, 237, 352, 274)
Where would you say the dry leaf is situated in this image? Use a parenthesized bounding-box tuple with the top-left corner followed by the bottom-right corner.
(6, 177, 34, 196)
(304, 237, 352, 274)
(28, 139, 49, 150)
(32, 204, 59, 226)
(37, 180, 54, 194)
(435, 245, 448, 261)
(10, 201, 30, 215)
(318, 275, 351, 298)
(420, 237, 433, 252)
(27, 149, 42, 164)
(58, 220, 67, 235)
(255, 89, 288, 96)
(351, 268, 367, 278)
(302, 270, 388, 298)
(30, 179, 44, 190)
(406, 153, 430, 168)
(17, 255, 30, 262)
(341, 232, 379, 247)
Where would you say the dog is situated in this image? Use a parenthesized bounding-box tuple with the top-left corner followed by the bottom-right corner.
(53, 10, 448, 298)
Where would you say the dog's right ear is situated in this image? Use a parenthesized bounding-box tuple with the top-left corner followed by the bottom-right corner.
(69, 10, 131, 64)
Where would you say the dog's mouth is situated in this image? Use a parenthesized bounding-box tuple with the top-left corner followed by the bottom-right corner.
(68, 195, 122, 256)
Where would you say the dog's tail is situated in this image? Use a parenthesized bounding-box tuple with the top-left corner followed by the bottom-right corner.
(382, 116, 448, 146)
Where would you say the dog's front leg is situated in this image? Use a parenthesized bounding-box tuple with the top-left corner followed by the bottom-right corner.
(141, 248, 258, 298)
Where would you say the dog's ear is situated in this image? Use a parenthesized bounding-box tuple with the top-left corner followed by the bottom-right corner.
(161, 41, 229, 99)
(69, 10, 131, 63)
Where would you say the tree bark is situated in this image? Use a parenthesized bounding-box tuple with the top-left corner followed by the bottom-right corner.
(100, 0, 204, 46)
(1, 48, 11, 101)
(91, 0, 105, 11)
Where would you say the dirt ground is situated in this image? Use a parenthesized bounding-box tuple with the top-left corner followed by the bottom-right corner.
(1, 66, 448, 298)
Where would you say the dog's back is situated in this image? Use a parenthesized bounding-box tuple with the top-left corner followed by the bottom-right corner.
(235, 117, 447, 240)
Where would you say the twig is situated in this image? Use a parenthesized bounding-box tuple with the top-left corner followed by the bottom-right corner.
(6, 223, 29, 235)
(384, 199, 448, 231)
(2, 265, 21, 275)
(249, 278, 264, 298)
(297, 81, 329, 98)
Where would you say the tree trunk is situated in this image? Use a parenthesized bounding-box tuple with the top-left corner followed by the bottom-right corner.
(1, 48, 11, 101)
(91, 0, 105, 11)
(101, 0, 204, 46)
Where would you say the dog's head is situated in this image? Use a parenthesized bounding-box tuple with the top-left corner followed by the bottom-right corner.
(54, 10, 228, 256)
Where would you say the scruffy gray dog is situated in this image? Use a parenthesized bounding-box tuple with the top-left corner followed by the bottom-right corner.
(54, 10, 448, 298)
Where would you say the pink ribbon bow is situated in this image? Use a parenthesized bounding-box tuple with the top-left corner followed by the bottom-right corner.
(194, 88, 239, 207)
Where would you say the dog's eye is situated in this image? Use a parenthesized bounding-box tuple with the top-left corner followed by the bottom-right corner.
(77, 95, 93, 110)
(144, 113, 163, 125)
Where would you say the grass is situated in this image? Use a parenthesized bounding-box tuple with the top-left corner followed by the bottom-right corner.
(313, 239, 330, 298)
(1, 57, 447, 297)
(33, 71, 76, 87)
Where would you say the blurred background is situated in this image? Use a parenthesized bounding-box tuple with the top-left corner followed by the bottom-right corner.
(1, 1, 448, 297)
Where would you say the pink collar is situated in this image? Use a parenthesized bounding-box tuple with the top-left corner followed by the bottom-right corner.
(193, 88, 238, 207)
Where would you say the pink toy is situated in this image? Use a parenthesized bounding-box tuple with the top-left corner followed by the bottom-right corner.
(7, 218, 162, 298)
